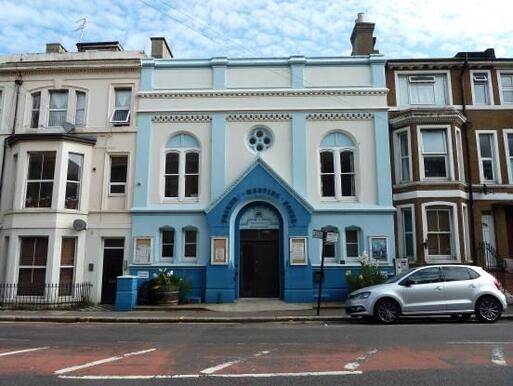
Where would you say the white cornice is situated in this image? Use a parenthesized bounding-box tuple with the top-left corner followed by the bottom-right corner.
(306, 112, 373, 120)
(152, 114, 211, 123)
(390, 108, 466, 128)
(138, 88, 388, 99)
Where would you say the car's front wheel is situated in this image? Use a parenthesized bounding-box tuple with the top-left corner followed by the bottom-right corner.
(475, 296, 502, 323)
(374, 298, 401, 324)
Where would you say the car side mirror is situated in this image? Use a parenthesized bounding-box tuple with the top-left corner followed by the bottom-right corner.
(400, 279, 413, 287)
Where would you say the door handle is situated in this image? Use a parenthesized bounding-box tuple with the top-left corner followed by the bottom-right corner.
(469, 283, 476, 289)
(435, 286, 443, 291)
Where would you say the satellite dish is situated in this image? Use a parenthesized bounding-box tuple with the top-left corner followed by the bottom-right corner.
(63, 121, 75, 133)
(73, 219, 87, 231)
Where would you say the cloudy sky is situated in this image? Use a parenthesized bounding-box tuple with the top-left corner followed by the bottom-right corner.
(1, 0, 513, 59)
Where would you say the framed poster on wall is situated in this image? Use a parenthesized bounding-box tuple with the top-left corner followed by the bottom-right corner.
(290, 237, 308, 265)
(134, 237, 152, 264)
(369, 236, 388, 262)
(211, 237, 228, 265)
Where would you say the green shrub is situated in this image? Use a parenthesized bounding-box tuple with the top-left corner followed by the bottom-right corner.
(345, 253, 388, 292)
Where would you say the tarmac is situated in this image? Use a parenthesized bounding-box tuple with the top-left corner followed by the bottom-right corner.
(0, 298, 512, 323)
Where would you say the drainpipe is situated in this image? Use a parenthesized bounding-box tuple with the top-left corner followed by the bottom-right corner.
(459, 54, 477, 263)
(0, 76, 23, 200)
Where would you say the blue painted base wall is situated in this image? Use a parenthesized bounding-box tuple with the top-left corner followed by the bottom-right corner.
(129, 266, 206, 303)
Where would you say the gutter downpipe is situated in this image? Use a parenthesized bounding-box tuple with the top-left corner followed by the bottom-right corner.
(0, 77, 23, 199)
(459, 54, 477, 264)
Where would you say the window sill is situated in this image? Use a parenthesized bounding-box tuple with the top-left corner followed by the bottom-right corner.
(161, 198, 200, 204)
(320, 197, 358, 203)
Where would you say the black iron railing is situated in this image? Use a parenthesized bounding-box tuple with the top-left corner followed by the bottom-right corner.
(478, 242, 507, 289)
(0, 282, 92, 310)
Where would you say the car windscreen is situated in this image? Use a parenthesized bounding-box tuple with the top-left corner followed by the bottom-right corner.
(384, 269, 415, 284)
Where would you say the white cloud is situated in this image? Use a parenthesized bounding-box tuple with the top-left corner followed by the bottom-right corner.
(0, 0, 513, 58)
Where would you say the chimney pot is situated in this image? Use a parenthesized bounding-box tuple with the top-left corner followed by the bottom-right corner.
(46, 43, 67, 54)
(150, 37, 173, 59)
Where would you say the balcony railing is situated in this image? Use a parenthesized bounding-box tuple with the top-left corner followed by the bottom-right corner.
(0, 282, 92, 310)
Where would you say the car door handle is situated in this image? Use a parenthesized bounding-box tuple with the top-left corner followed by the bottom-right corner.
(435, 286, 443, 291)
(469, 284, 476, 289)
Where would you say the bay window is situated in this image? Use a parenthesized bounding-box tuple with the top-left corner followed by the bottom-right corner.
(394, 129, 411, 183)
(25, 152, 56, 208)
(420, 128, 449, 179)
(425, 206, 455, 260)
(506, 132, 513, 183)
(398, 206, 415, 261)
(65, 153, 83, 209)
(30, 92, 41, 128)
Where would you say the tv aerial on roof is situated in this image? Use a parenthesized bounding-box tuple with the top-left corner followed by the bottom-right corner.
(63, 121, 75, 133)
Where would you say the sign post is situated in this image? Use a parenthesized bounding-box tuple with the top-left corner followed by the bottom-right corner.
(313, 228, 339, 316)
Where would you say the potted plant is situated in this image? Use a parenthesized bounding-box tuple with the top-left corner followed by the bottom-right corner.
(345, 252, 389, 292)
(151, 269, 181, 305)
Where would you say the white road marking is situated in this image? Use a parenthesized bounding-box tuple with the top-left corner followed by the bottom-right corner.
(0, 346, 49, 357)
(344, 348, 378, 370)
(58, 370, 361, 380)
(200, 350, 270, 374)
(491, 346, 507, 366)
(448, 341, 513, 345)
(54, 348, 156, 375)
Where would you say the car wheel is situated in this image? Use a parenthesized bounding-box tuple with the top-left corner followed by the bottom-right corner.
(451, 314, 471, 322)
(374, 298, 400, 324)
(475, 297, 502, 323)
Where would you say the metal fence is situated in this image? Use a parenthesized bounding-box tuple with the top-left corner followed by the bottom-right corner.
(0, 282, 92, 310)
(478, 242, 507, 291)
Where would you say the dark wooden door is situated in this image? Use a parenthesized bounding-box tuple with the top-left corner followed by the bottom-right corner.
(240, 230, 279, 297)
(101, 244, 124, 304)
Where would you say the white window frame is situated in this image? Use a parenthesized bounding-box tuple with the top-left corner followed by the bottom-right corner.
(498, 72, 513, 105)
(64, 152, 84, 210)
(417, 125, 454, 181)
(470, 70, 494, 106)
(161, 149, 200, 202)
(397, 204, 416, 261)
(17, 236, 49, 296)
(318, 147, 358, 201)
(182, 228, 198, 263)
(476, 130, 501, 184)
(30, 91, 41, 129)
(0, 88, 3, 127)
(74, 90, 87, 127)
(344, 228, 360, 263)
(59, 237, 77, 288)
(24, 151, 56, 209)
(110, 86, 132, 125)
(393, 127, 412, 184)
(48, 90, 69, 127)
(503, 129, 513, 184)
(160, 228, 175, 263)
(394, 70, 453, 107)
(455, 127, 465, 182)
(421, 201, 460, 263)
(317, 230, 339, 264)
(108, 153, 129, 196)
(461, 203, 471, 263)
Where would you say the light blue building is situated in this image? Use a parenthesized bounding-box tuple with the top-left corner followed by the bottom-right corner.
(130, 25, 395, 303)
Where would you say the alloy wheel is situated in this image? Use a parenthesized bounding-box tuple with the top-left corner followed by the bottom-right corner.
(476, 297, 501, 323)
(375, 299, 400, 324)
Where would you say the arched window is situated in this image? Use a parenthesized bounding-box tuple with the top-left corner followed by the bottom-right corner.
(320, 132, 356, 199)
(164, 133, 200, 200)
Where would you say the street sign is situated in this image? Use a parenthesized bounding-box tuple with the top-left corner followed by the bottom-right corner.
(312, 229, 324, 239)
(325, 231, 339, 244)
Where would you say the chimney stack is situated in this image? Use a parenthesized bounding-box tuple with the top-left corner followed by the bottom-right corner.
(151, 37, 173, 59)
(350, 13, 379, 56)
(46, 43, 67, 54)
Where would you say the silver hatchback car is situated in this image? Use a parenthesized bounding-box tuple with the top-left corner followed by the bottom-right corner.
(346, 265, 508, 324)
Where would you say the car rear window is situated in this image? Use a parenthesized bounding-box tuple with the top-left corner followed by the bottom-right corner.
(442, 266, 480, 282)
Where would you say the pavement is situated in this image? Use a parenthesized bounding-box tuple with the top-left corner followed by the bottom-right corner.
(0, 298, 512, 323)
(0, 320, 512, 385)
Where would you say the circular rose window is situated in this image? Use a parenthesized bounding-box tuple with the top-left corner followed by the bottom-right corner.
(248, 127, 273, 152)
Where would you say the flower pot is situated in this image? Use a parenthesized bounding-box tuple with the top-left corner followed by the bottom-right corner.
(154, 287, 180, 305)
